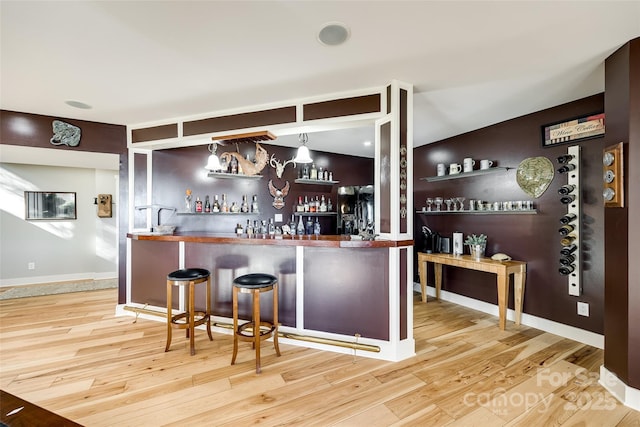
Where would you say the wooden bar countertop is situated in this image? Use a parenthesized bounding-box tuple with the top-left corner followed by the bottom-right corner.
(127, 232, 413, 248)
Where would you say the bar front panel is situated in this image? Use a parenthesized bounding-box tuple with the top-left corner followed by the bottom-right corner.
(185, 242, 297, 327)
(303, 247, 390, 340)
(131, 240, 179, 308)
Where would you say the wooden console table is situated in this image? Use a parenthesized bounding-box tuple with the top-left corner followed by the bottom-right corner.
(417, 252, 526, 330)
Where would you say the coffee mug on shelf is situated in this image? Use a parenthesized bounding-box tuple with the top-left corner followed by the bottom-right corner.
(437, 163, 446, 176)
(463, 158, 475, 173)
(449, 163, 462, 174)
(480, 159, 494, 170)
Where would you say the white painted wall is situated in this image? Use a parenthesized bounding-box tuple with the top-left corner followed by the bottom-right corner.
(0, 163, 118, 286)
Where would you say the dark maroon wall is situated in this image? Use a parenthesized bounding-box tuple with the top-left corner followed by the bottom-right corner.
(150, 143, 374, 234)
(604, 38, 640, 388)
(0, 110, 128, 303)
(413, 94, 605, 333)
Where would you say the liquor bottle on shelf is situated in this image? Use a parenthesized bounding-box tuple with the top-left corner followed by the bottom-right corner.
(303, 196, 309, 212)
(289, 214, 296, 235)
(310, 197, 317, 213)
(559, 254, 576, 265)
(221, 194, 228, 213)
(296, 196, 304, 213)
(558, 184, 575, 195)
(260, 220, 268, 235)
(230, 156, 238, 174)
(297, 215, 305, 235)
(305, 216, 314, 235)
(327, 198, 333, 212)
(559, 264, 575, 275)
(212, 194, 220, 212)
(558, 224, 575, 236)
(268, 218, 275, 235)
(310, 163, 318, 180)
(560, 234, 576, 246)
(318, 166, 323, 180)
(241, 195, 249, 213)
(235, 223, 243, 235)
(556, 154, 574, 164)
(324, 169, 329, 180)
(251, 195, 259, 213)
(230, 201, 240, 213)
(302, 164, 310, 179)
(559, 213, 577, 224)
(245, 219, 254, 237)
(320, 195, 327, 212)
(314, 196, 320, 212)
(204, 195, 211, 213)
(560, 244, 578, 256)
(328, 171, 333, 181)
(195, 197, 203, 213)
(313, 217, 321, 235)
(557, 164, 576, 174)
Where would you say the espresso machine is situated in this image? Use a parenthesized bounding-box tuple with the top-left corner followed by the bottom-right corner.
(337, 185, 374, 235)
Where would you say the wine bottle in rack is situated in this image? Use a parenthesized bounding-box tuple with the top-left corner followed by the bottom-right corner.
(559, 213, 577, 224)
(559, 264, 575, 275)
(560, 244, 578, 256)
(557, 164, 576, 174)
(556, 154, 574, 164)
(560, 194, 576, 205)
(558, 184, 575, 195)
(559, 224, 575, 236)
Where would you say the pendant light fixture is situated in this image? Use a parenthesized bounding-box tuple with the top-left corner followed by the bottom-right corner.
(294, 133, 313, 164)
(205, 143, 222, 171)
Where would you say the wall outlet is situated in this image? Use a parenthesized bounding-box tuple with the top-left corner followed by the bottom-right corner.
(28, 262, 35, 270)
(577, 301, 589, 317)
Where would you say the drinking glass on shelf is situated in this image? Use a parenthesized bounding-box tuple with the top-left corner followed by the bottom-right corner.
(445, 198, 453, 211)
(456, 197, 465, 211)
(434, 197, 443, 211)
(426, 198, 434, 212)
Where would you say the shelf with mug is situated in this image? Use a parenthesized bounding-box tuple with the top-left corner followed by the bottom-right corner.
(294, 178, 339, 185)
(415, 209, 537, 215)
(207, 172, 262, 180)
(421, 167, 510, 182)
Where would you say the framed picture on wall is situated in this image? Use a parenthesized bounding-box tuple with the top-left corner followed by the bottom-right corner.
(541, 112, 605, 147)
(25, 191, 77, 220)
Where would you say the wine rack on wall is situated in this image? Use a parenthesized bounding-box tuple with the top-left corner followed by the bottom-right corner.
(557, 145, 581, 296)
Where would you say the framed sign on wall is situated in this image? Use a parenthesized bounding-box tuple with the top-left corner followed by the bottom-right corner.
(25, 191, 77, 220)
(542, 112, 605, 147)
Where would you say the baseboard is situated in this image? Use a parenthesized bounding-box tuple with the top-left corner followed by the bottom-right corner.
(600, 365, 640, 411)
(0, 272, 117, 288)
(414, 283, 604, 349)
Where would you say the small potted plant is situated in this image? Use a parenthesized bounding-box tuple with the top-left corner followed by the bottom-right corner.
(465, 233, 487, 260)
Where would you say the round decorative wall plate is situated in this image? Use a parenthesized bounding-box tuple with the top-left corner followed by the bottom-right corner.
(516, 157, 554, 198)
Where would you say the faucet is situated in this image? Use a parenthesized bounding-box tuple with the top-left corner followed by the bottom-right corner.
(135, 204, 176, 230)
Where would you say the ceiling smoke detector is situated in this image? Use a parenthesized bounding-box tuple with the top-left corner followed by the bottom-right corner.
(317, 22, 350, 46)
(65, 100, 92, 109)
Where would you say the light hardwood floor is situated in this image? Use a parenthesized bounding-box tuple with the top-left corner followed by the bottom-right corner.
(1, 289, 639, 426)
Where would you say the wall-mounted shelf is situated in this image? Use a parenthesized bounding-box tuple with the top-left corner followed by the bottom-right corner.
(293, 212, 338, 216)
(177, 212, 259, 216)
(420, 167, 510, 182)
(294, 179, 339, 185)
(416, 209, 537, 215)
(207, 172, 262, 180)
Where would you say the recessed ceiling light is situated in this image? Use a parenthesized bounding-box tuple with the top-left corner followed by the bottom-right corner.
(317, 22, 350, 46)
(65, 100, 92, 109)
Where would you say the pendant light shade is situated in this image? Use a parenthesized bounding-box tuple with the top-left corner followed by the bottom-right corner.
(294, 133, 313, 164)
(205, 144, 222, 171)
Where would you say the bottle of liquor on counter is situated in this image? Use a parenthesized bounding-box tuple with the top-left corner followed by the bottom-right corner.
(305, 216, 314, 235)
(251, 195, 259, 213)
(235, 223, 243, 235)
(297, 215, 305, 235)
(204, 195, 211, 213)
(289, 214, 296, 235)
(212, 194, 220, 212)
(296, 196, 304, 212)
(241, 195, 249, 213)
(268, 218, 275, 236)
(320, 195, 327, 212)
(310, 163, 318, 180)
(313, 217, 321, 235)
(195, 196, 203, 213)
(221, 194, 228, 212)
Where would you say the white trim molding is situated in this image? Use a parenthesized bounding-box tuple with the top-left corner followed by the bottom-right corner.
(600, 365, 640, 411)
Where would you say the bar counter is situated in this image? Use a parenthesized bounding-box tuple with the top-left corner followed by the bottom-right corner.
(123, 231, 416, 361)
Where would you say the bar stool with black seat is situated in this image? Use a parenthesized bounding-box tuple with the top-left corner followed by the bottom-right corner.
(165, 268, 213, 356)
(231, 273, 281, 373)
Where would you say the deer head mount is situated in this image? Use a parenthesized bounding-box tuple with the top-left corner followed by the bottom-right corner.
(269, 154, 296, 179)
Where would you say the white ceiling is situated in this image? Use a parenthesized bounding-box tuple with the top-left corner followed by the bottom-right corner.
(1, 1, 639, 158)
